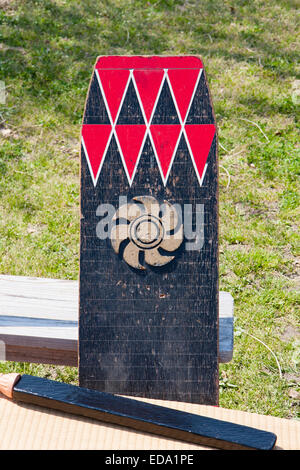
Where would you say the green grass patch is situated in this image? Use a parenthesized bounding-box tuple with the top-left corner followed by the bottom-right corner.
(0, 0, 299, 419)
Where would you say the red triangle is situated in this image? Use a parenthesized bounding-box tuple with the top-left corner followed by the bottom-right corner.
(133, 70, 164, 123)
(82, 124, 112, 183)
(168, 69, 200, 121)
(150, 125, 181, 180)
(97, 69, 130, 123)
(115, 125, 146, 181)
(185, 124, 216, 182)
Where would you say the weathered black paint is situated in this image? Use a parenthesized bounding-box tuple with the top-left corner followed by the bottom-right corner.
(13, 375, 277, 450)
(79, 57, 219, 404)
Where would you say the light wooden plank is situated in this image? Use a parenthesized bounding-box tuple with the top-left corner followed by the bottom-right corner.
(0, 275, 78, 321)
(0, 275, 233, 365)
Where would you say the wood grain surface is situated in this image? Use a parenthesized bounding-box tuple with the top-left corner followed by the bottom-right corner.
(0, 275, 233, 366)
(79, 56, 219, 404)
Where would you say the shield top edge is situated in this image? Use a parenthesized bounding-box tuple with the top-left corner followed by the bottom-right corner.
(95, 55, 203, 69)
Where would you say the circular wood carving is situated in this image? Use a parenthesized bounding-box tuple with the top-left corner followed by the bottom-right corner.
(111, 196, 183, 270)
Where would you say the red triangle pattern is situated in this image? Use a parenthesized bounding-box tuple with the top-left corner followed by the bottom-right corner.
(115, 125, 147, 181)
(150, 125, 181, 180)
(168, 69, 200, 121)
(185, 124, 216, 182)
(83, 65, 215, 187)
(97, 69, 130, 123)
(133, 70, 164, 122)
(82, 124, 112, 182)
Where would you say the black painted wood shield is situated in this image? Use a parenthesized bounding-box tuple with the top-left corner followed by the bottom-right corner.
(79, 56, 219, 405)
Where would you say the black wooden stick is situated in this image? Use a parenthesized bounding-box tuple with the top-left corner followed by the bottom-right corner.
(0, 373, 276, 450)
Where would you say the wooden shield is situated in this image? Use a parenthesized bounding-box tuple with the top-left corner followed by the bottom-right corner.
(79, 56, 219, 405)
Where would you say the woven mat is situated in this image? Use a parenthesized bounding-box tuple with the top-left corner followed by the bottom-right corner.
(0, 395, 298, 450)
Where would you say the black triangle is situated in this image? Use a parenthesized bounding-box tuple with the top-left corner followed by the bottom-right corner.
(83, 72, 110, 124)
(117, 79, 145, 125)
(185, 71, 215, 124)
(151, 80, 180, 124)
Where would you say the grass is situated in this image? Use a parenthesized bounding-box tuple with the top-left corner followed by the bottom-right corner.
(0, 0, 299, 419)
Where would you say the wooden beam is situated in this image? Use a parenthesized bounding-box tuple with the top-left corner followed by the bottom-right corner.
(0, 275, 233, 366)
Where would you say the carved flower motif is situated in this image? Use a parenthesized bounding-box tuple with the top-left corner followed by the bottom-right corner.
(111, 196, 183, 270)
